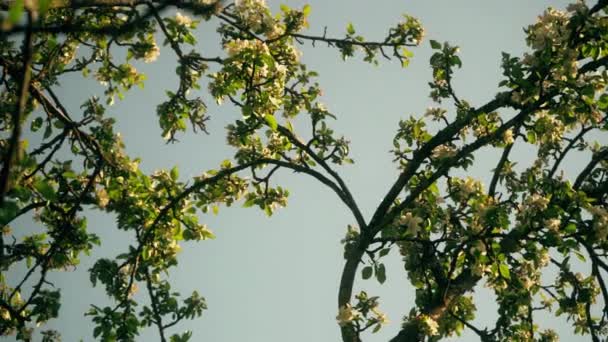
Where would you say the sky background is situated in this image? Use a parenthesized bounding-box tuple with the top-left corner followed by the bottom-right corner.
(8, 0, 603, 341)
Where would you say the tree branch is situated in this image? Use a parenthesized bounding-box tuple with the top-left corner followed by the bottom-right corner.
(0, 12, 34, 204)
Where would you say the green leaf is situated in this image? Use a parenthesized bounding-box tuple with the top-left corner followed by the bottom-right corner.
(376, 263, 386, 284)
(498, 263, 511, 280)
(8, 0, 24, 24)
(93, 326, 102, 338)
(31, 117, 43, 132)
(170, 166, 179, 181)
(53, 120, 65, 129)
(260, 54, 275, 67)
(526, 131, 537, 144)
(598, 94, 608, 110)
(430, 40, 442, 49)
(183, 33, 197, 45)
(379, 248, 390, 257)
(302, 4, 311, 16)
(34, 179, 57, 201)
(43, 124, 53, 140)
(362, 266, 373, 280)
(565, 223, 577, 234)
(0, 201, 19, 226)
(346, 22, 355, 35)
(39, 0, 51, 14)
(170, 331, 192, 342)
(264, 114, 278, 131)
(243, 197, 256, 208)
(286, 120, 295, 133)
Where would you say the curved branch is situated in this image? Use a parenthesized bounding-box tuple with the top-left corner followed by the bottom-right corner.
(574, 148, 608, 190)
(276, 125, 367, 229)
(368, 96, 507, 230)
(549, 124, 594, 179)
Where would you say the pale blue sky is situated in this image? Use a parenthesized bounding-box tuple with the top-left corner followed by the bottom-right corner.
(10, 1, 600, 341)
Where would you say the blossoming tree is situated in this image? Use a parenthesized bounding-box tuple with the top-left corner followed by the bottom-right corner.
(1, 0, 608, 341)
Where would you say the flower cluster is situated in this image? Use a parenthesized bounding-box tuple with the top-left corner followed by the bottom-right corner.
(550, 48, 578, 82)
(397, 15, 425, 45)
(336, 292, 390, 333)
(461, 177, 482, 196)
(533, 111, 566, 145)
(96, 188, 110, 208)
(371, 306, 389, 326)
(225, 38, 270, 57)
(419, 314, 440, 336)
(464, 196, 498, 234)
(396, 212, 423, 236)
(432, 144, 457, 160)
(336, 304, 360, 327)
(545, 218, 561, 232)
(588, 206, 608, 240)
(143, 41, 160, 63)
(212, 37, 294, 117)
(502, 129, 515, 145)
(524, 193, 550, 212)
(234, 0, 277, 35)
(516, 260, 540, 290)
(537, 249, 551, 267)
(526, 8, 569, 51)
(175, 12, 194, 27)
(58, 40, 78, 65)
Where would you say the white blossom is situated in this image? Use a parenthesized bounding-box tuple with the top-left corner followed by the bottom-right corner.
(522, 276, 535, 290)
(526, 193, 550, 211)
(336, 304, 360, 327)
(235, 0, 271, 33)
(460, 177, 482, 196)
(397, 212, 423, 235)
(96, 188, 109, 208)
(589, 206, 608, 240)
(534, 111, 565, 144)
(545, 218, 561, 232)
(144, 41, 160, 63)
(432, 144, 457, 160)
(503, 129, 514, 145)
(0, 308, 10, 320)
(434, 78, 448, 88)
(371, 306, 390, 326)
(526, 8, 569, 50)
(538, 249, 551, 267)
(175, 12, 193, 26)
(224, 38, 269, 57)
(420, 314, 439, 336)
